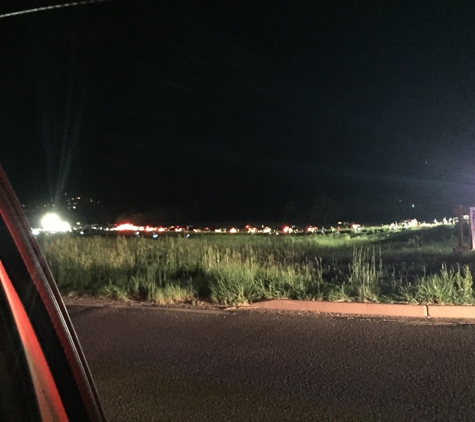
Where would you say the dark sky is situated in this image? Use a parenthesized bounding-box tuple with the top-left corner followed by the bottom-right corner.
(2, 0, 475, 222)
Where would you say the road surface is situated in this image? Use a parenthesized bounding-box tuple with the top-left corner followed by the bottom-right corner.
(68, 303, 475, 421)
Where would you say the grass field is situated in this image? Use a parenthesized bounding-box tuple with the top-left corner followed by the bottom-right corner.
(39, 225, 475, 306)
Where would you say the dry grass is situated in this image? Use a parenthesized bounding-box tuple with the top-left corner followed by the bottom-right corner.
(38, 226, 475, 305)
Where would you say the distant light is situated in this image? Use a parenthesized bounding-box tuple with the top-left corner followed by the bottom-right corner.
(31, 228, 40, 236)
(245, 225, 257, 234)
(114, 223, 139, 231)
(41, 213, 71, 233)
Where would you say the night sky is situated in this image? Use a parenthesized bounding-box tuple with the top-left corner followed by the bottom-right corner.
(2, 1, 475, 224)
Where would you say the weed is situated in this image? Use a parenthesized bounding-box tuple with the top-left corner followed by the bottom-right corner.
(38, 226, 475, 305)
(347, 247, 382, 302)
(400, 264, 474, 304)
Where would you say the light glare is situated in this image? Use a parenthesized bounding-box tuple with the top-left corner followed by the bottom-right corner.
(41, 213, 71, 233)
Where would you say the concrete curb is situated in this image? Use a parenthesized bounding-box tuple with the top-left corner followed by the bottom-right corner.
(427, 305, 475, 319)
(249, 300, 475, 319)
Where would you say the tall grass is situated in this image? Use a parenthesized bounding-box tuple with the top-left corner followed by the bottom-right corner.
(39, 227, 475, 305)
(347, 247, 382, 302)
(400, 264, 474, 304)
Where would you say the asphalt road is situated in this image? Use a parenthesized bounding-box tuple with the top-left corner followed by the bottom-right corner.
(68, 304, 475, 421)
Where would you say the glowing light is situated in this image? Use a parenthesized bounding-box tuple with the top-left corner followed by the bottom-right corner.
(114, 223, 139, 231)
(41, 213, 71, 233)
(229, 228, 238, 233)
